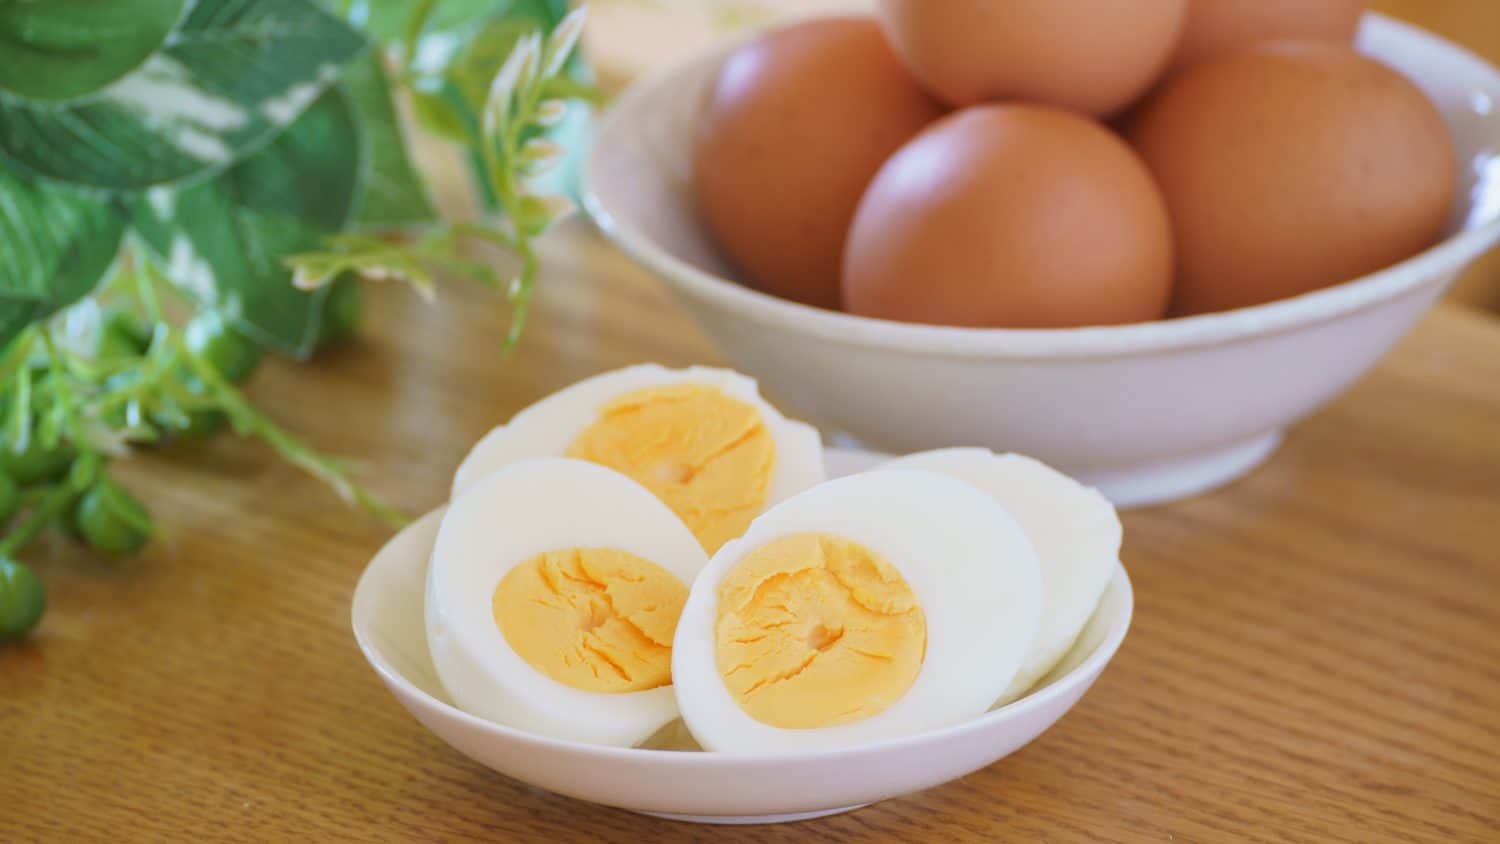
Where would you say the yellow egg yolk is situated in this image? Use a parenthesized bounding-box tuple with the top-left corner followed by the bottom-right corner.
(494, 547, 689, 693)
(566, 384, 775, 554)
(714, 533, 926, 729)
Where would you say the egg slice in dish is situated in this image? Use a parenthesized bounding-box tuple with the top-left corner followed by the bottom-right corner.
(879, 449, 1122, 705)
(427, 458, 710, 747)
(671, 470, 1043, 753)
(452, 364, 825, 554)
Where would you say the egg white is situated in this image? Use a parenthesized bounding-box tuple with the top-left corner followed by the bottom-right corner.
(671, 469, 1043, 753)
(880, 449, 1121, 705)
(426, 458, 709, 747)
(451, 363, 825, 505)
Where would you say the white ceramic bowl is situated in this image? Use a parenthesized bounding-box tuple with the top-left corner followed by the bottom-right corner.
(582, 14, 1500, 508)
(351, 449, 1133, 824)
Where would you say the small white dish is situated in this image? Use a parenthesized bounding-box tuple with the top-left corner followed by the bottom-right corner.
(351, 448, 1132, 824)
(582, 13, 1500, 508)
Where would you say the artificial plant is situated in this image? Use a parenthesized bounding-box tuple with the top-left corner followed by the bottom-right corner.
(0, 0, 597, 639)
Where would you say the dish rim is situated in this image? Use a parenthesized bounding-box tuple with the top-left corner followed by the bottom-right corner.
(351, 507, 1135, 767)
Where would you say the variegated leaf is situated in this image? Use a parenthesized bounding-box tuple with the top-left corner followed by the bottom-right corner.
(341, 54, 434, 228)
(0, 0, 364, 191)
(0, 0, 187, 102)
(0, 169, 126, 347)
(131, 87, 361, 356)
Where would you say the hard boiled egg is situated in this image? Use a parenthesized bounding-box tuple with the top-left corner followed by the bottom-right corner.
(427, 458, 710, 747)
(694, 16, 944, 309)
(843, 104, 1173, 328)
(452, 365, 825, 554)
(1128, 43, 1456, 314)
(672, 470, 1043, 753)
(1167, 0, 1366, 72)
(876, 0, 1188, 116)
(879, 449, 1121, 705)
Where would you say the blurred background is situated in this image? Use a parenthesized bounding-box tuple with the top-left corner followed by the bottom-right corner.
(579, 0, 1500, 312)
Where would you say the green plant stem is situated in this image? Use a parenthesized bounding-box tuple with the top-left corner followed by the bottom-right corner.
(448, 220, 518, 253)
(539, 75, 608, 106)
(0, 485, 71, 557)
(7, 354, 32, 449)
(38, 332, 82, 443)
(0, 331, 36, 386)
(478, 50, 549, 353)
(174, 344, 407, 528)
(506, 243, 539, 349)
(0, 456, 98, 557)
(135, 261, 169, 324)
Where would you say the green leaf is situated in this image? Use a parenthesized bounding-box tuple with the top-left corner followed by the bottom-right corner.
(0, 169, 125, 347)
(348, 0, 561, 47)
(0, 0, 187, 102)
(130, 88, 361, 356)
(409, 88, 470, 142)
(0, 0, 365, 191)
(450, 15, 546, 109)
(341, 54, 434, 227)
(525, 96, 591, 202)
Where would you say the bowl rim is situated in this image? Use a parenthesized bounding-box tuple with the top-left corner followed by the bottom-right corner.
(581, 12, 1500, 361)
(351, 506, 1135, 768)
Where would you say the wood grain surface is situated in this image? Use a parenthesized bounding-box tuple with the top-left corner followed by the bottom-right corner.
(3, 215, 1498, 842)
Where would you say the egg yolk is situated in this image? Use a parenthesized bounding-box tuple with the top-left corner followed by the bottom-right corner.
(566, 384, 774, 554)
(714, 533, 926, 729)
(494, 547, 689, 693)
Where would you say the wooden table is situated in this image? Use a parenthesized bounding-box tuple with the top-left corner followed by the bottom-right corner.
(3, 217, 1498, 842)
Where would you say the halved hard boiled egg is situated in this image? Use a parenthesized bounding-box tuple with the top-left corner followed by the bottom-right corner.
(880, 449, 1122, 705)
(671, 470, 1044, 753)
(426, 458, 709, 747)
(452, 365, 825, 554)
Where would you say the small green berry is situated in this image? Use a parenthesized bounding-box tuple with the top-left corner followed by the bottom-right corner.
(317, 276, 363, 349)
(59, 494, 84, 539)
(97, 310, 152, 363)
(75, 479, 153, 556)
(0, 438, 75, 486)
(0, 556, 46, 642)
(171, 408, 226, 440)
(0, 472, 17, 523)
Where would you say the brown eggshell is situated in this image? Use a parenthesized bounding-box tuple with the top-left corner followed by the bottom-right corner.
(1127, 43, 1457, 315)
(843, 105, 1174, 328)
(1169, 0, 1366, 71)
(876, 0, 1188, 116)
(693, 17, 945, 310)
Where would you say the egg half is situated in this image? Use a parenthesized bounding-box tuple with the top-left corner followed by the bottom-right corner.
(426, 458, 710, 747)
(672, 470, 1043, 753)
(879, 449, 1122, 705)
(452, 365, 826, 554)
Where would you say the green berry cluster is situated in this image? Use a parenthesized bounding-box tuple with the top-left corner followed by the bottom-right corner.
(1, 278, 369, 643)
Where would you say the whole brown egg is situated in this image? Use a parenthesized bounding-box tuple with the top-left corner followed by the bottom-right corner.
(875, 0, 1188, 116)
(1127, 43, 1457, 315)
(1168, 0, 1366, 71)
(843, 104, 1174, 328)
(693, 17, 944, 310)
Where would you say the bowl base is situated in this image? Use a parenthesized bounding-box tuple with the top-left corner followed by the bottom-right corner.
(634, 803, 870, 825)
(1077, 430, 1283, 509)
